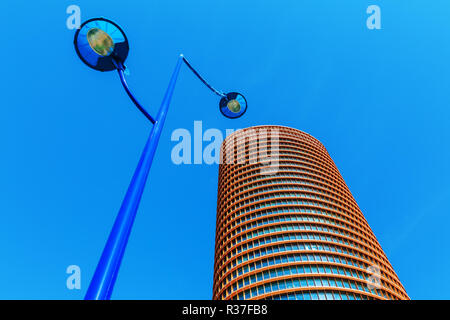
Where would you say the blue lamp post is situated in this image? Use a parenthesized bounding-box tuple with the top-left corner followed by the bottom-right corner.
(74, 17, 247, 300)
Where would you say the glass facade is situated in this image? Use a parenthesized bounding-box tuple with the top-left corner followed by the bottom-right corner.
(213, 125, 409, 300)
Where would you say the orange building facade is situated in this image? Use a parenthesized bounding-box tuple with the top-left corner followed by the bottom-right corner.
(213, 125, 408, 300)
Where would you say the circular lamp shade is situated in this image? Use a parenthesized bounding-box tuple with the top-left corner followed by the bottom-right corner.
(74, 17, 129, 71)
(219, 92, 247, 119)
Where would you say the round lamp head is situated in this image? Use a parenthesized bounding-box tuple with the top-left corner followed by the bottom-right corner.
(74, 17, 129, 71)
(219, 92, 247, 119)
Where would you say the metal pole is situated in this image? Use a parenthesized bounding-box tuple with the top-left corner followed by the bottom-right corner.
(85, 55, 184, 300)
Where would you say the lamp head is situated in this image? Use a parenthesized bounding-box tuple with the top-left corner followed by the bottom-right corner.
(74, 17, 129, 71)
(219, 92, 247, 119)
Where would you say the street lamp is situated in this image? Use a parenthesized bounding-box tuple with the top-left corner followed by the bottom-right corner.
(74, 17, 247, 300)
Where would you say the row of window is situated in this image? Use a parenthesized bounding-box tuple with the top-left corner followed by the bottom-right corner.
(215, 237, 399, 295)
(217, 205, 372, 258)
(265, 290, 370, 300)
(218, 181, 367, 246)
(219, 158, 344, 195)
(219, 253, 368, 287)
(218, 182, 361, 241)
(233, 214, 348, 240)
(218, 232, 357, 271)
(221, 206, 355, 240)
(218, 222, 359, 259)
(222, 134, 324, 162)
(220, 240, 366, 280)
(218, 173, 358, 232)
(230, 272, 383, 299)
(226, 156, 342, 189)
(219, 198, 379, 257)
(227, 191, 350, 224)
(219, 173, 358, 231)
(215, 232, 397, 294)
(216, 246, 397, 296)
(223, 181, 352, 223)
(222, 135, 324, 159)
(230, 176, 347, 216)
(217, 231, 354, 275)
(221, 148, 339, 187)
(220, 135, 332, 178)
(217, 232, 353, 277)
(218, 173, 338, 222)
(226, 276, 392, 300)
(220, 162, 346, 203)
(216, 201, 389, 278)
(217, 257, 376, 296)
(226, 183, 348, 210)
(218, 211, 385, 270)
(221, 152, 336, 186)
(223, 175, 357, 211)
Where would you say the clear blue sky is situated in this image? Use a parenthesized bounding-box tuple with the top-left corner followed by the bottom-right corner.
(0, 0, 448, 299)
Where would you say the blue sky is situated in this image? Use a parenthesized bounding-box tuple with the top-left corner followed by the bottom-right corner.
(0, 0, 448, 299)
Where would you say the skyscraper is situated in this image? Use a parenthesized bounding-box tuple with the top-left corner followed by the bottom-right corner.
(213, 125, 408, 300)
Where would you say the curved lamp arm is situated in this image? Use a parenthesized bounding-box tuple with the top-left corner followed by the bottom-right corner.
(118, 69, 156, 124)
(180, 54, 227, 98)
(114, 59, 156, 124)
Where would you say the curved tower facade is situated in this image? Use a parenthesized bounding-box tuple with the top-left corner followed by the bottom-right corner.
(213, 125, 408, 300)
